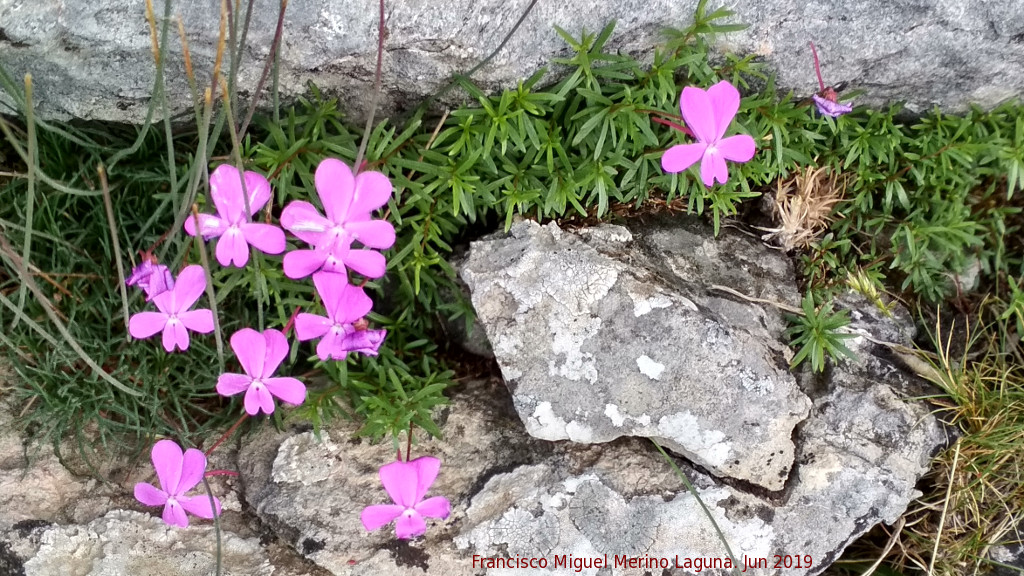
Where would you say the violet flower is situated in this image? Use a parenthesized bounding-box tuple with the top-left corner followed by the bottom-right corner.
(660, 80, 757, 187)
(134, 439, 221, 528)
(809, 41, 853, 117)
(216, 328, 306, 416)
(126, 259, 174, 301)
(280, 158, 396, 280)
(361, 456, 451, 539)
(294, 272, 386, 361)
(128, 265, 215, 352)
(184, 164, 287, 267)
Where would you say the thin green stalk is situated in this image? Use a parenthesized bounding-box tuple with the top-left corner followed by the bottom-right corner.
(191, 206, 226, 372)
(0, 329, 31, 362)
(12, 74, 36, 330)
(200, 475, 223, 576)
(0, 233, 143, 397)
(652, 440, 742, 576)
(99, 164, 131, 338)
(0, 117, 101, 197)
(0, 289, 61, 348)
(231, 0, 256, 118)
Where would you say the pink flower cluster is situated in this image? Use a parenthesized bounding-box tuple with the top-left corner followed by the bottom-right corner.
(128, 159, 403, 528)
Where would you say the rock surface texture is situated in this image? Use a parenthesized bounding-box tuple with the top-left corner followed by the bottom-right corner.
(1, 0, 1023, 123)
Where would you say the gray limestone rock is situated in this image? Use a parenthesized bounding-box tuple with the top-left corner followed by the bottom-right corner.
(20, 510, 272, 576)
(460, 218, 811, 491)
(1, 0, 1023, 124)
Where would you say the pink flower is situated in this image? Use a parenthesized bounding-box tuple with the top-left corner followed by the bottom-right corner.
(361, 456, 451, 539)
(280, 159, 395, 280)
(128, 265, 215, 352)
(661, 80, 757, 187)
(126, 259, 174, 301)
(134, 439, 221, 528)
(216, 328, 306, 416)
(809, 42, 853, 118)
(294, 272, 386, 360)
(184, 164, 286, 267)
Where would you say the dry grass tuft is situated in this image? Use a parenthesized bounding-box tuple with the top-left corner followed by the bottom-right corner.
(761, 166, 847, 251)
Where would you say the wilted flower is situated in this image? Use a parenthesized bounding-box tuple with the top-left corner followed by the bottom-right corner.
(128, 265, 214, 352)
(361, 456, 451, 539)
(809, 41, 853, 117)
(294, 272, 386, 360)
(661, 80, 756, 187)
(134, 439, 221, 528)
(184, 164, 286, 267)
(126, 257, 174, 301)
(280, 159, 395, 280)
(216, 328, 306, 416)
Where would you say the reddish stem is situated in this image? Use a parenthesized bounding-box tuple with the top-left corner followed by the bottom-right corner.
(282, 305, 302, 336)
(205, 469, 240, 477)
(652, 116, 695, 138)
(206, 412, 248, 457)
(405, 423, 413, 462)
(809, 41, 826, 93)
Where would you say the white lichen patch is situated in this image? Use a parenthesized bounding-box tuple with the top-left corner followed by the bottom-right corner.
(628, 288, 674, 317)
(547, 308, 601, 383)
(271, 432, 341, 484)
(657, 413, 731, 467)
(565, 420, 595, 443)
(605, 404, 625, 427)
(527, 401, 570, 440)
(636, 355, 665, 380)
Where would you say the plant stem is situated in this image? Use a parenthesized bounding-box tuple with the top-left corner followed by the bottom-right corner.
(207, 412, 248, 456)
(238, 0, 289, 142)
(191, 205, 226, 372)
(99, 164, 131, 337)
(12, 74, 35, 330)
(809, 41, 825, 93)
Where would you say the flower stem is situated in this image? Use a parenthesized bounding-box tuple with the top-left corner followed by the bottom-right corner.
(207, 412, 248, 457)
(191, 204, 226, 372)
(205, 469, 240, 478)
(809, 41, 826, 93)
(98, 164, 131, 338)
(405, 422, 414, 462)
(238, 0, 289, 142)
(651, 116, 695, 138)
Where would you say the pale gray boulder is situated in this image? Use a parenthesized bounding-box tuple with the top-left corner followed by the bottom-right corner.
(2, 0, 1023, 123)
(460, 219, 811, 491)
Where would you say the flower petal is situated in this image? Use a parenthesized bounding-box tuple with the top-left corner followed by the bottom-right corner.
(176, 448, 208, 494)
(178, 493, 221, 520)
(241, 171, 273, 215)
(415, 496, 451, 520)
(280, 201, 333, 246)
(241, 223, 287, 256)
(216, 228, 250, 268)
(263, 377, 306, 406)
(294, 313, 332, 342)
(346, 220, 395, 250)
(350, 171, 393, 217)
(162, 499, 190, 528)
(183, 213, 228, 239)
(395, 510, 427, 540)
(379, 459, 419, 508)
(315, 158, 355, 224)
(283, 249, 328, 279)
(129, 312, 168, 339)
(679, 86, 716, 143)
(230, 328, 266, 378)
(339, 328, 387, 356)
(171, 265, 208, 312)
(178, 309, 215, 334)
(661, 143, 707, 174)
(409, 456, 441, 503)
(163, 320, 191, 352)
(717, 134, 756, 162)
(151, 439, 184, 495)
(812, 94, 853, 117)
(244, 382, 276, 415)
(342, 249, 387, 279)
(261, 329, 290, 378)
(216, 373, 253, 397)
(361, 504, 404, 532)
(315, 329, 346, 361)
(700, 149, 729, 187)
(134, 482, 168, 507)
(706, 80, 741, 141)
(311, 272, 349, 319)
(209, 165, 246, 224)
